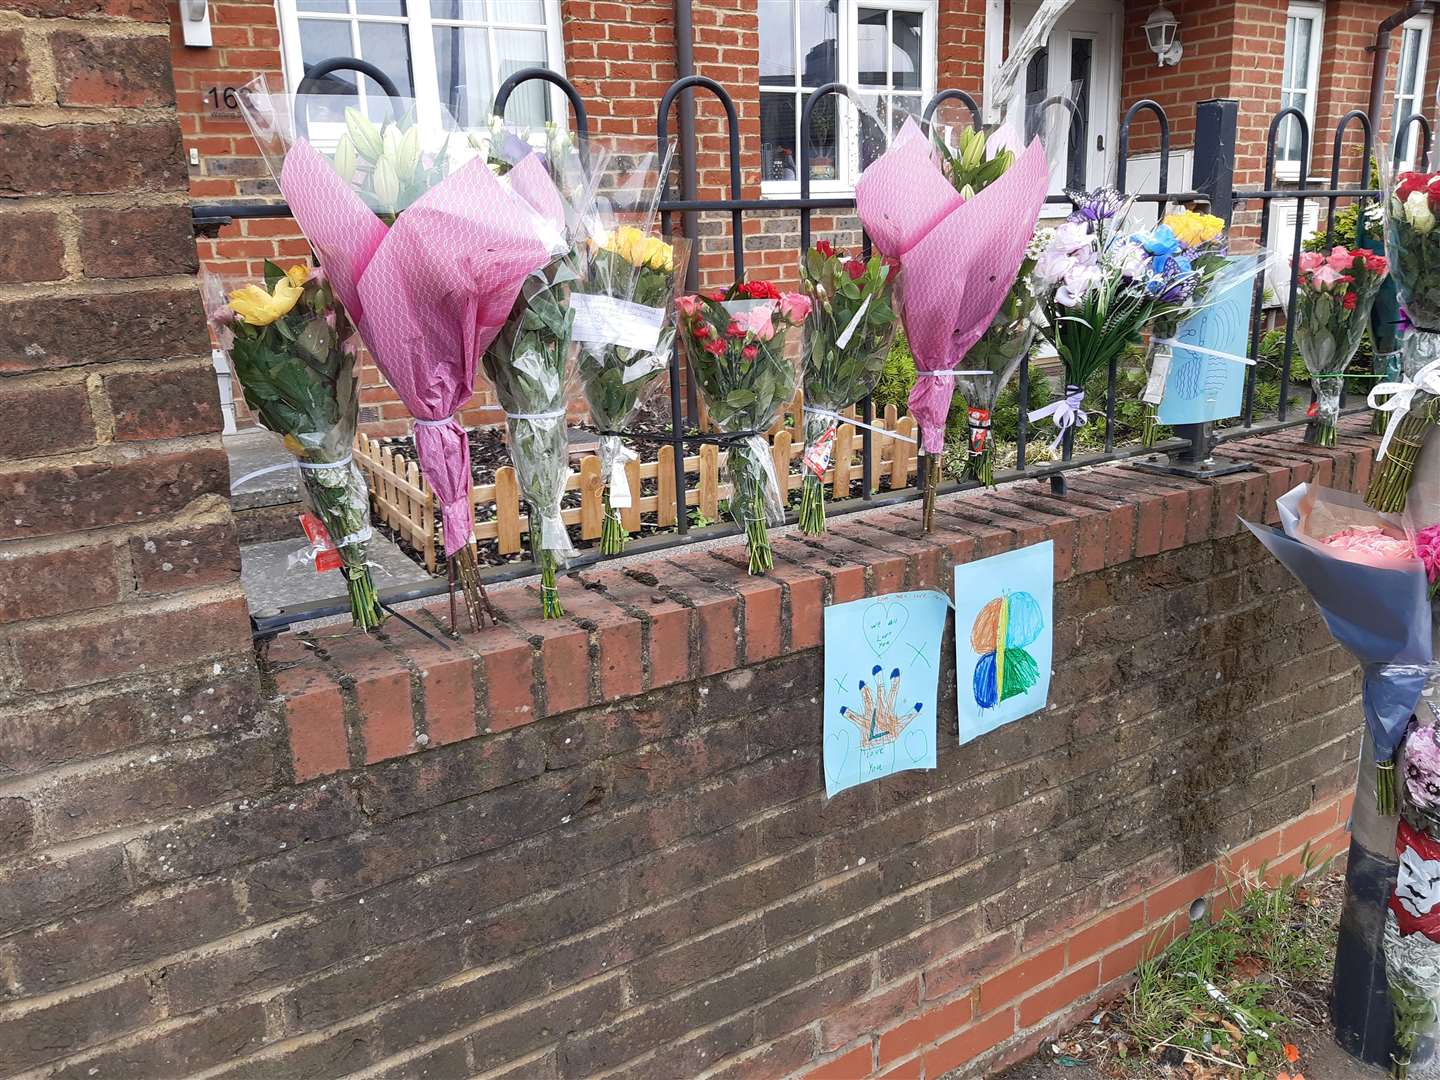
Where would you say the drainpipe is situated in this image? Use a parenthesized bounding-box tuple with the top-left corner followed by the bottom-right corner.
(673, 0, 699, 416)
(1368, 0, 1425, 158)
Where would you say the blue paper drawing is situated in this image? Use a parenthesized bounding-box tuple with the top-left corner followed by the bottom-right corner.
(955, 542, 1053, 742)
(1156, 254, 1258, 426)
(823, 590, 948, 797)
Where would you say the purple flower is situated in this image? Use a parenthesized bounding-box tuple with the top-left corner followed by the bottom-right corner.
(1066, 187, 1125, 224)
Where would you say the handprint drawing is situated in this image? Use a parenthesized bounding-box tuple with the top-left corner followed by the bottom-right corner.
(839, 665, 924, 747)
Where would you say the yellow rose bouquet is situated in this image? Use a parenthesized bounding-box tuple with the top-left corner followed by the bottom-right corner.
(570, 142, 689, 554)
(206, 261, 384, 630)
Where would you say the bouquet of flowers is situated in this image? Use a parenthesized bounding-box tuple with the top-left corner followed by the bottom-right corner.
(676, 280, 811, 573)
(1361, 200, 1407, 434)
(950, 225, 1053, 486)
(481, 251, 579, 618)
(1029, 189, 1214, 452)
(207, 262, 384, 630)
(1388, 709, 1440, 1079)
(1291, 245, 1388, 447)
(1137, 207, 1231, 446)
(854, 119, 1049, 530)
(1368, 168, 1440, 510)
(1244, 482, 1432, 814)
(239, 80, 569, 629)
(796, 240, 899, 534)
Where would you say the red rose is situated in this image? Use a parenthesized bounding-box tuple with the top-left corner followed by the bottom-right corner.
(1398, 171, 1428, 199)
(844, 258, 865, 280)
(742, 344, 758, 360)
(726, 320, 745, 337)
(738, 279, 780, 300)
(1343, 291, 1358, 311)
(703, 336, 726, 355)
(709, 290, 726, 302)
(815, 240, 836, 259)
(692, 320, 711, 339)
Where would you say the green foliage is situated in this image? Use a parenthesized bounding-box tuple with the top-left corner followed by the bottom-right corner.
(872, 331, 918, 413)
(1303, 202, 1362, 252)
(1121, 863, 1331, 1079)
(933, 124, 1014, 199)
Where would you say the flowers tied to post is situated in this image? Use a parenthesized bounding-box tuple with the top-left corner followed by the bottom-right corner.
(1292, 244, 1388, 447)
(796, 241, 899, 534)
(209, 261, 384, 630)
(676, 281, 812, 573)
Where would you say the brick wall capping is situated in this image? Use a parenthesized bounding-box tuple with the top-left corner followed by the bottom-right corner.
(267, 414, 1378, 781)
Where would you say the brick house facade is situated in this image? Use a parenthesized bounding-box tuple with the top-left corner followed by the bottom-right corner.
(176, 0, 1440, 432)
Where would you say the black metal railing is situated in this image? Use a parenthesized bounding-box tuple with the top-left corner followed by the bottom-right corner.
(198, 62, 1430, 632)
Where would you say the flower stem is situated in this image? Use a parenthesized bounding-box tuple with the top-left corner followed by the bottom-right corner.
(343, 564, 385, 631)
(600, 492, 626, 556)
(922, 453, 939, 533)
(1377, 760, 1399, 817)
(960, 448, 994, 488)
(1140, 405, 1160, 449)
(798, 474, 826, 536)
(1303, 418, 1336, 448)
(746, 485, 773, 574)
(539, 550, 564, 618)
(1366, 400, 1436, 512)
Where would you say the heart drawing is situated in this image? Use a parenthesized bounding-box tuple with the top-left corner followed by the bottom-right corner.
(862, 601, 909, 657)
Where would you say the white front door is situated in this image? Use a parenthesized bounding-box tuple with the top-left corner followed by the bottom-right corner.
(1008, 0, 1122, 205)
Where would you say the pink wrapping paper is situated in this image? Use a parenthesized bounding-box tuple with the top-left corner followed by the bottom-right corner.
(854, 119, 1050, 454)
(279, 139, 563, 555)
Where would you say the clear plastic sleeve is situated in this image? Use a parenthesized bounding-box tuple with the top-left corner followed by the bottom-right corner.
(677, 293, 809, 573)
(797, 244, 900, 534)
(569, 137, 690, 553)
(1367, 161, 1440, 511)
(203, 264, 384, 630)
(480, 257, 580, 618)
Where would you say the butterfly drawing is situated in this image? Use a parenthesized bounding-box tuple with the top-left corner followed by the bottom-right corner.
(970, 590, 1044, 709)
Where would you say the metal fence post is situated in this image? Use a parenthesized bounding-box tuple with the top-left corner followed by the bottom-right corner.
(1135, 97, 1251, 480)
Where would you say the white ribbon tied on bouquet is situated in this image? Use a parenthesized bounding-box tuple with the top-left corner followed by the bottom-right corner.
(1368, 358, 1440, 462)
(1027, 385, 1088, 450)
(608, 442, 640, 510)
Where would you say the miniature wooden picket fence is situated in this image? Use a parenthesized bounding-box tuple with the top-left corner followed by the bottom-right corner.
(353, 393, 919, 571)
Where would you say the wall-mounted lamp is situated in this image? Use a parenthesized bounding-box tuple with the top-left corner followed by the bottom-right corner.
(181, 0, 213, 47)
(1144, 5, 1183, 67)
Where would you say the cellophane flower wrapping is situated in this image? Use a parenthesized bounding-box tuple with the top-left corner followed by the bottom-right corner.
(1368, 167, 1440, 510)
(797, 242, 899, 534)
(569, 141, 688, 554)
(1259, 481, 1432, 814)
(854, 118, 1050, 530)
(1291, 245, 1388, 447)
(238, 78, 571, 628)
(205, 263, 384, 630)
(951, 226, 1053, 485)
(677, 283, 811, 573)
(1136, 208, 1231, 447)
(482, 257, 578, 617)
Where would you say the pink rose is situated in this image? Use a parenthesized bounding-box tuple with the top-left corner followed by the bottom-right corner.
(733, 305, 776, 341)
(779, 292, 812, 323)
(1327, 246, 1356, 271)
(1310, 265, 1346, 289)
(676, 295, 701, 317)
(1297, 251, 1325, 273)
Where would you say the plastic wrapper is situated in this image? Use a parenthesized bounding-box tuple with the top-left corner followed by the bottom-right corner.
(1366, 164, 1440, 511)
(1244, 481, 1431, 813)
(238, 77, 571, 629)
(676, 287, 811, 574)
(1290, 244, 1388, 447)
(481, 257, 579, 618)
(854, 117, 1050, 531)
(205, 263, 384, 630)
(797, 243, 900, 535)
(570, 138, 688, 555)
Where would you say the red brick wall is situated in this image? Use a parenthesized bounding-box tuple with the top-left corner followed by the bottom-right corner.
(0, 409, 1377, 1076)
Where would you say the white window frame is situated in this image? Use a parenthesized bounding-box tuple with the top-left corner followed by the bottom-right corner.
(1277, 0, 1324, 182)
(1393, 13, 1432, 170)
(759, 0, 938, 198)
(275, 0, 567, 134)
